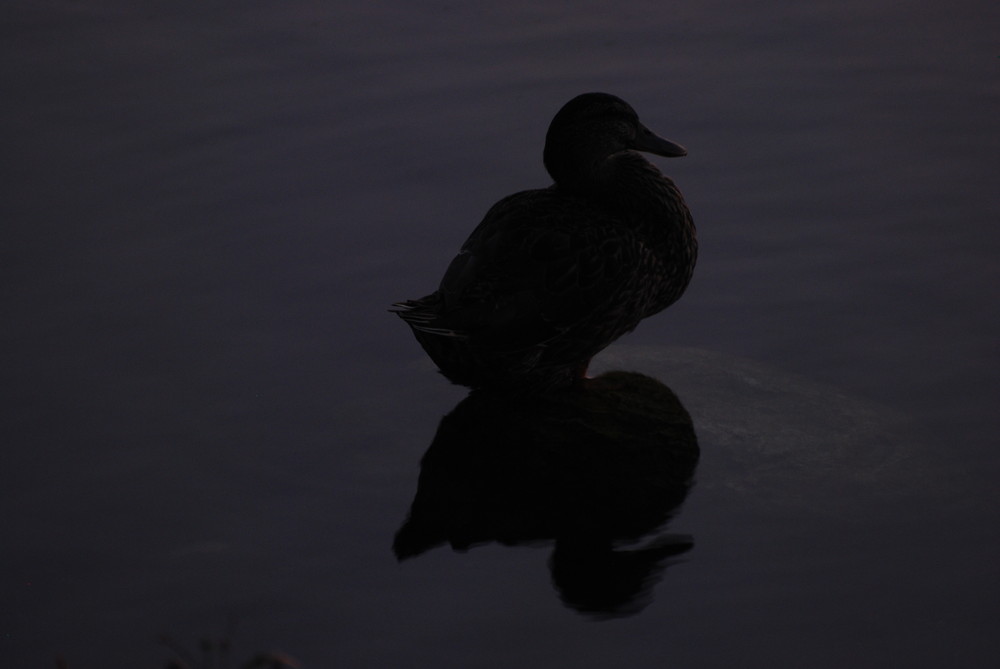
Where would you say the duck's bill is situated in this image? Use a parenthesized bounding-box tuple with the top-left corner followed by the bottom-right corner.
(634, 123, 687, 157)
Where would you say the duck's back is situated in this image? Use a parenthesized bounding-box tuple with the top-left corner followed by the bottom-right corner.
(396, 185, 687, 390)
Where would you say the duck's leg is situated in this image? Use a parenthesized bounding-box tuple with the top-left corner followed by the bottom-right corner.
(571, 359, 592, 388)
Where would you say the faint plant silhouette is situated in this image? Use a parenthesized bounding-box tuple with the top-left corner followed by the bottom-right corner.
(159, 632, 299, 669)
(51, 630, 299, 668)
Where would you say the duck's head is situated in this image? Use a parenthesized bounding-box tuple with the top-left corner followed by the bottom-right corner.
(543, 92, 686, 189)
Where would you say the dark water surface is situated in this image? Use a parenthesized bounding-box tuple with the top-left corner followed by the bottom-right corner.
(3, 1, 998, 666)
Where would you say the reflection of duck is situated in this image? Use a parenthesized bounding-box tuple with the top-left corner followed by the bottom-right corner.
(394, 371, 699, 619)
(392, 93, 696, 392)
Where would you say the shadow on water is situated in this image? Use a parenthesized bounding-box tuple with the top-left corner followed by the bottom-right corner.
(394, 371, 699, 619)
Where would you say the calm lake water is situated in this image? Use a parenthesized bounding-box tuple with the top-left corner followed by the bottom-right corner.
(3, 0, 998, 666)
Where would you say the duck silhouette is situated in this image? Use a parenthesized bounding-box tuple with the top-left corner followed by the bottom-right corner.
(392, 93, 696, 391)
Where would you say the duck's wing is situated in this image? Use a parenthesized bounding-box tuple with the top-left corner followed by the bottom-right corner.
(412, 189, 639, 351)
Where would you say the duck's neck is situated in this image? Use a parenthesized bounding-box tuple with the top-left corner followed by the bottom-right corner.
(563, 151, 696, 249)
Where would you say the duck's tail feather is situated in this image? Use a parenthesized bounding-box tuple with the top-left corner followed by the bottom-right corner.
(390, 298, 467, 338)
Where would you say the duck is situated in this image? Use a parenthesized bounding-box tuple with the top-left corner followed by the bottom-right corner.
(391, 92, 696, 392)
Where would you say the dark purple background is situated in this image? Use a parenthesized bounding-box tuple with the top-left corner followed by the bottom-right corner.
(3, 1, 998, 666)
